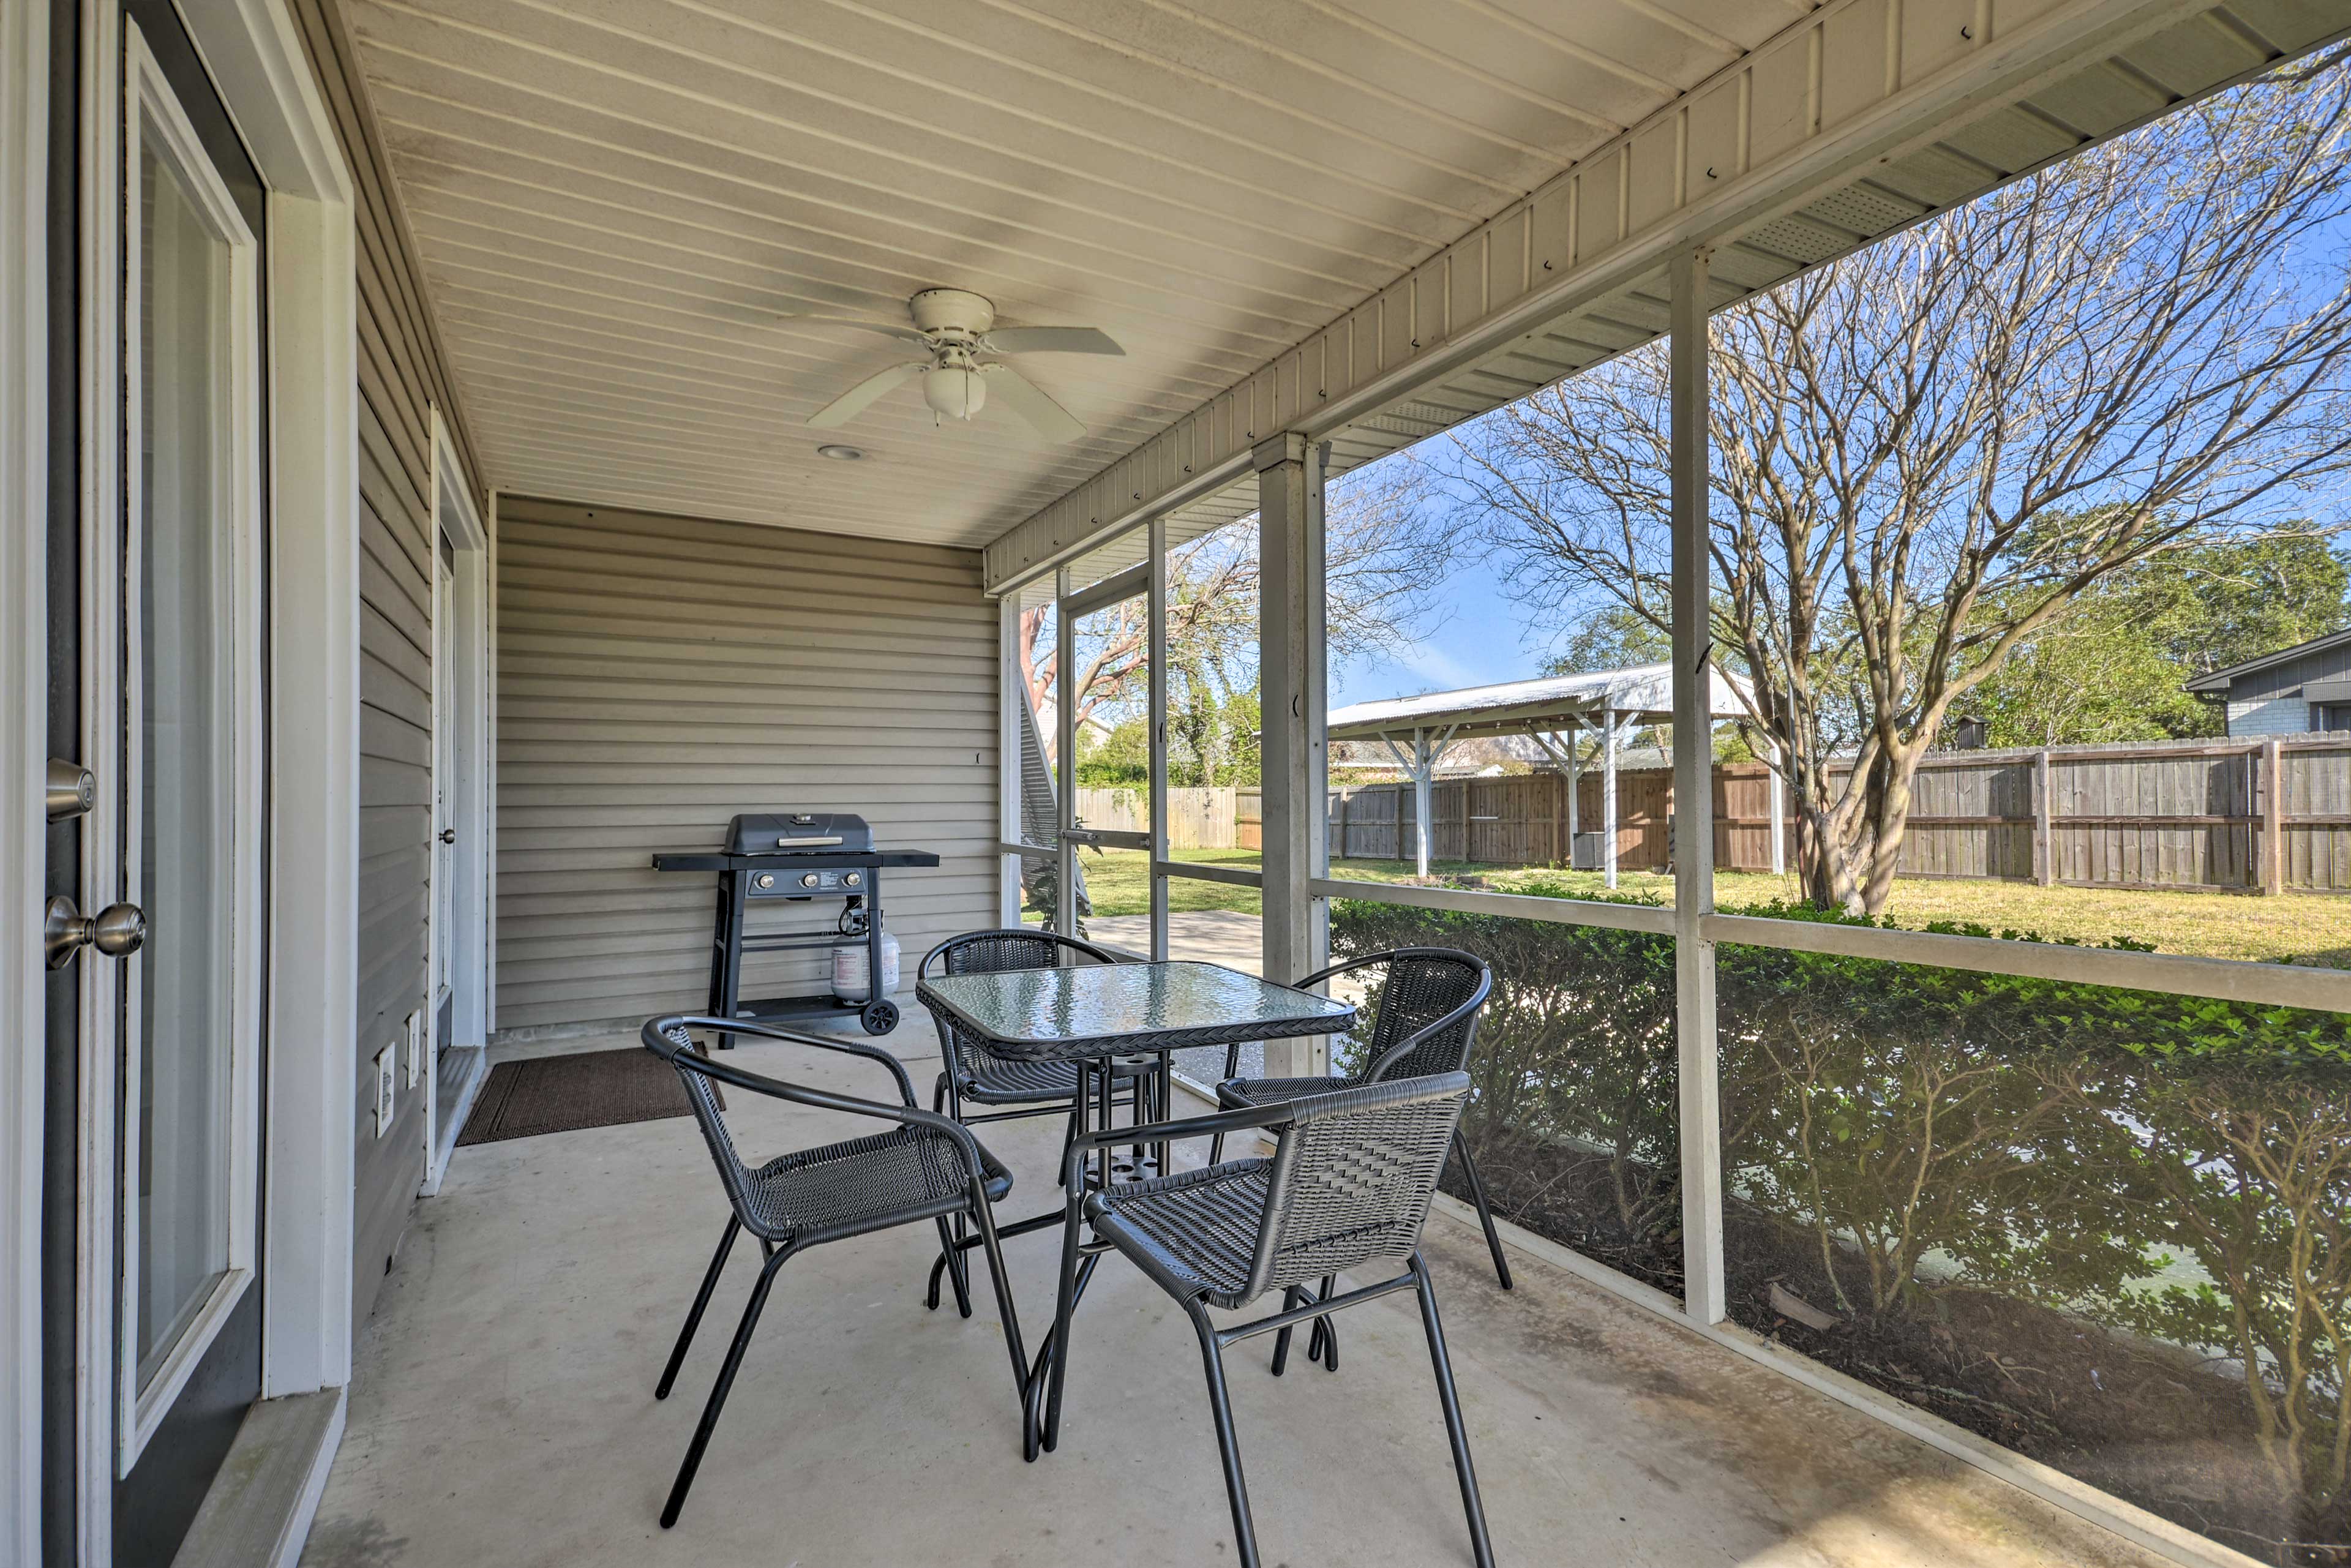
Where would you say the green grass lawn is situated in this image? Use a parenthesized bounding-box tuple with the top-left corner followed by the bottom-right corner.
(1059, 847, 2351, 969)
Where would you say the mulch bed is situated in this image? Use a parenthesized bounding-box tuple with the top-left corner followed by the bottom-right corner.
(1457, 1124, 2347, 1567)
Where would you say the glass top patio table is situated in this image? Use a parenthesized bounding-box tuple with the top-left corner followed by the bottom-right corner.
(915, 959, 1355, 1061)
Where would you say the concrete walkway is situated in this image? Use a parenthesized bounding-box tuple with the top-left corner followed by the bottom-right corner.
(302, 1029, 2168, 1568)
(1088, 909, 1265, 973)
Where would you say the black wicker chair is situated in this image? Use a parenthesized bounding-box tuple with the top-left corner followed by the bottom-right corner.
(641, 1014, 1030, 1529)
(918, 928, 1156, 1315)
(1207, 948, 1512, 1297)
(1040, 1073, 1495, 1568)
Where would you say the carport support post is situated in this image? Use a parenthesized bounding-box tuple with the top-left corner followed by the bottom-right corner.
(1670, 246, 1727, 1327)
(1413, 729, 1436, 878)
(1256, 433, 1319, 1075)
(1602, 705, 1619, 890)
(1565, 727, 1578, 859)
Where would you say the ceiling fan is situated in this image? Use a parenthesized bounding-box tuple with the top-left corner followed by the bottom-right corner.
(789, 288, 1122, 443)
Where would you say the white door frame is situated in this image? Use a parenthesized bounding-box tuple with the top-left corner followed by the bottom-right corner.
(4, 0, 357, 1559)
(422, 408, 489, 1194)
(0, 0, 54, 1557)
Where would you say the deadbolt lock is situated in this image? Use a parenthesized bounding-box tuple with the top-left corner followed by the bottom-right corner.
(45, 897, 146, 969)
(46, 759, 94, 821)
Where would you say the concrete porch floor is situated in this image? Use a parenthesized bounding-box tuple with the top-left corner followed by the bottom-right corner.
(302, 1030, 2168, 1568)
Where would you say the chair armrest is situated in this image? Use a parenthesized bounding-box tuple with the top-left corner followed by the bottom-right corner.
(1059, 1100, 1301, 1195)
(642, 1014, 918, 1106)
(644, 1015, 999, 1186)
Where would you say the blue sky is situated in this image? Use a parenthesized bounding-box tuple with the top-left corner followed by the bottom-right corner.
(1328, 544, 1535, 708)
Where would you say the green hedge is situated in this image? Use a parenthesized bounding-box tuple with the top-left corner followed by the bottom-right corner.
(1329, 894, 2351, 1558)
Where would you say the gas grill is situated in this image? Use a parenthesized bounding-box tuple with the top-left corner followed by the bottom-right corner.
(653, 812, 940, 1041)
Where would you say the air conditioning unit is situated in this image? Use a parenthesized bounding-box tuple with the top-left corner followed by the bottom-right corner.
(1571, 831, 1603, 871)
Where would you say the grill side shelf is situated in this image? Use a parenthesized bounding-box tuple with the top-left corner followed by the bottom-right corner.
(652, 850, 943, 872)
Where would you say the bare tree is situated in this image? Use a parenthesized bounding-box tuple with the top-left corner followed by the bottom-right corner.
(1458, 55, 2351, 912)
(1022, 456, 1457, 757)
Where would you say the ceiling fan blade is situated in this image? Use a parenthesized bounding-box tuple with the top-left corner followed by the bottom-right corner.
(778, 314, 932, 347)
(806, 362, 923, 429)
(984, 325, 1123, 357)
(983, 364, 1086, 443)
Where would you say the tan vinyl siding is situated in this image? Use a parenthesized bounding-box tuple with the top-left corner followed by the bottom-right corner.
(290, 0, 484, 1333)
(493, 496, 999, 1033)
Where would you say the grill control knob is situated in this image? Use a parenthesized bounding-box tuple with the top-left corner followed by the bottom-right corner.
(800, 872, 820, 888)
(754, 872, 774, 890)
(843, 871, 862, 887)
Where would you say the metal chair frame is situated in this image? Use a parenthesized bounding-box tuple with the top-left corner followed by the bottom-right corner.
(641, 1014, 1030, 1528)
(918, 928, 1159, 1315)
(1035, 1073, 1497, 1568)
(1208, 948, 1514, 1304)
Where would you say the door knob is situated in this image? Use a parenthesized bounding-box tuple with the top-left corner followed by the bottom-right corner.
(439, 828, 457, 844)
(45, 897, 146, 969)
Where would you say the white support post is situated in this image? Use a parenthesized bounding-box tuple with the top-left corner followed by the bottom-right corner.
(1602, 706, 1619, 890)
(1413, 729, 1435, 879)
(1670, 246, 1727, 1327)
(1147, 514, 1170, 960)
(1054, 567, 1076, 936)
(1305, 441, 1331, 988)
(1257, 433, 1313, 1072)
(1768, 737, 1787, 877)
(998, 596, 1023, 926)
(1566, 727, 1580, 861)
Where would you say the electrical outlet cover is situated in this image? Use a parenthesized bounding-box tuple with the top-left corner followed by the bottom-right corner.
(375, 1048, 395, 1136)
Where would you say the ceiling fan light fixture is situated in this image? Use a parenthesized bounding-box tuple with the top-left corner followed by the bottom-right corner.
(921, 362, 986, 422)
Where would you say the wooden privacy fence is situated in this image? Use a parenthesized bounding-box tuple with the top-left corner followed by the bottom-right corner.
(1863, 734, 2351, 893)
(1075, 786, 1244, 850)
(1093, 736, 2351, 892)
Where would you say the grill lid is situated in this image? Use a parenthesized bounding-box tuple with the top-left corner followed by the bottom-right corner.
(725, 812, 875, 856)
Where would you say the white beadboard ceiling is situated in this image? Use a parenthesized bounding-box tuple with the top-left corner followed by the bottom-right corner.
(345, 0, 1807, 547)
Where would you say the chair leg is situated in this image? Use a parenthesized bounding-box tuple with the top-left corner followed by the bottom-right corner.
(1270, 1285, 1308, 1377)
(927, 1077, 975, 1313)
(1208, 1130, 1226, 1165)
(967, 1187, 1031, 1416)
(1186, 1298, 1263, 1568)
(1041, 1191, 1089, 1456)
(1450, 1129, 1515, 1291)
(1305, 1274, 1339, 1371)
(1409, 1253, 1496, 1568)
(656, 1217, 740, 1400)
(932, 1217, 975, 1319)
(660, 1245, 790, 1529)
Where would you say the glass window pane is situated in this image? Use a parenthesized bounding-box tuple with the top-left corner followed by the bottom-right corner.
(1717, 942, 2351, 1562)
(133, 127, 239, 1388)
(1070, 593, 1148, 828)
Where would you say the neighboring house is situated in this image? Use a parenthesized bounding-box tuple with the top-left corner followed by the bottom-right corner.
(1032, 699, 1118, 759)
(2184, 629, 2351, 735)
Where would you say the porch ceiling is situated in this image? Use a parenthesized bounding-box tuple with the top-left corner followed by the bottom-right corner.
(342, 0, 1801, 547)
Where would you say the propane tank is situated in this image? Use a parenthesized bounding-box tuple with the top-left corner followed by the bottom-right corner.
(831, 915, 899, 1002)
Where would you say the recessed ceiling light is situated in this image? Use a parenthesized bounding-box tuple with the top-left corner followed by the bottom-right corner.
(816, 443, 865, 462)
